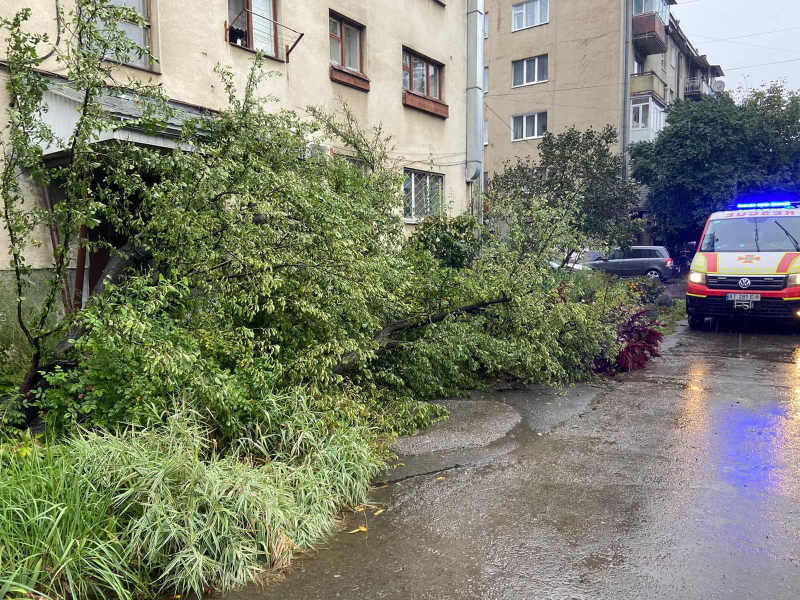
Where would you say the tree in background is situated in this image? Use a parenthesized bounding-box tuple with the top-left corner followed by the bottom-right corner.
(487, 126, 639, 265)
(630, 84, 800, 247)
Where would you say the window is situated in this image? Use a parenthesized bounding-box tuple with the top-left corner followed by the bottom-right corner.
(633, 0, 670, 24)
(105, 0, 153, 70)
(330, 13, 363, 73)
(633, 57, 644, 75)
(404, 170, 443, 222)
(512, 55, 548, 86)
(511, 111, 547, 140)
(631, 97, 650, 130)
(484, 66, 489, 93)
(484, 12, 489, 38)
(670, 45, 677, 68)
(403, 50, 442, 101)
(483, 119, 489, 146)
(512, 0, 549, 31)
(661, 51, 665, 70)
(228, 0, 277, 57)
(631, 97, 665, 132)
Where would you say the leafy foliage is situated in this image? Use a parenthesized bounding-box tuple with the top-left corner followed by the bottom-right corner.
(0, 3, 657, 598)
(630, 85, 800, 246)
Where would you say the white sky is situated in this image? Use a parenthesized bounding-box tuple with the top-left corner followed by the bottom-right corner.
(672, 0, 800, 95)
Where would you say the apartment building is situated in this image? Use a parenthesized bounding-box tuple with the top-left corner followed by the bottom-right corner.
(0, 0, 485, 274)
(483, 0, 723, 179)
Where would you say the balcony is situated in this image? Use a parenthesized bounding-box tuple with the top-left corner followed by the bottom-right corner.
(632, 13, 667, 56)
(685, 77, 712, 99)
(226, 8, 303, 62)
(630, 71, 667, 104)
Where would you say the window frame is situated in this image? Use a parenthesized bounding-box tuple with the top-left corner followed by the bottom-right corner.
(484, 12, 490, 38)
(511, 0, 550, 32)
(329, 12, 364, 74)
(105, 0, 155, 71)
(631, 96, 665, 132)
(511, 111, 547, 141)
(402, 49, 444, 102)
(512, 54, 548, 87)
(403, 169, 445, 223)
(229, 0, 279, 59)
(484, 66, 489, 93)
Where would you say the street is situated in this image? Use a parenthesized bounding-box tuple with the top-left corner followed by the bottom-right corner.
(237, 320, 800, 600)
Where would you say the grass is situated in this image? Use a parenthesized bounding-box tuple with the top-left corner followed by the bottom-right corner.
(0, 410, 384, 600)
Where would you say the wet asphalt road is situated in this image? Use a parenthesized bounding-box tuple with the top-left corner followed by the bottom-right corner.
(235, 320, 800, 600)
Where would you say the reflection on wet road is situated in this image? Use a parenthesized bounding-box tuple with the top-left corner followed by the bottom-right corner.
(236, 323, 800, 600)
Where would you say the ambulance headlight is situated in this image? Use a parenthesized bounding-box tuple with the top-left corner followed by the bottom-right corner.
(788, 274, 800, 287)
(688, 271, 707, 285)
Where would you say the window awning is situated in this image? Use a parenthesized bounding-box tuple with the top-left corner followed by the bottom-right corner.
(39, 78, 209, 157)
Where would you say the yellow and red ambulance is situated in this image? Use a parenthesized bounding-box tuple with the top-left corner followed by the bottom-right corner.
(687, 201, 800, 329)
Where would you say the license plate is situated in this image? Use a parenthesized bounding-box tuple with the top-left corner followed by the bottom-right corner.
(726, 294, 761, 301)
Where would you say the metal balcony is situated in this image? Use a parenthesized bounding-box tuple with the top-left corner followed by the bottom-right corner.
(685, 77, 711, 98)
(226, 8, 303, 62)
(632, 13, 667, 56)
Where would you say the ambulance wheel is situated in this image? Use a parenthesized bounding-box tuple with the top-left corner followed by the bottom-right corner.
(688, 315, 705, 330)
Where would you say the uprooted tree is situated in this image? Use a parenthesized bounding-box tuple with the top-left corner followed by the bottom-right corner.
(2, 1, 640, 437)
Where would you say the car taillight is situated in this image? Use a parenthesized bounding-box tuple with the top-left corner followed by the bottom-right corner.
(666, 258, 674, 267)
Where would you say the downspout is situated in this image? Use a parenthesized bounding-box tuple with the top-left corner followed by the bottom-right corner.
(466, 0, 485, 220)
(621, 0, 631, 182)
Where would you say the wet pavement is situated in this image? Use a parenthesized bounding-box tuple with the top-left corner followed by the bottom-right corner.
(235, 320, 800, 600)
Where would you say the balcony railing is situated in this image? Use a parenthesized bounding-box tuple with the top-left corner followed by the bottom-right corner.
(685, 77, 711, 96)
(226, 9, 303, 62)
(632, 12, 667, 56)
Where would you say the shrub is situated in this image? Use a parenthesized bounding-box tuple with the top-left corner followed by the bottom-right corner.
(625, 277, 667, 304)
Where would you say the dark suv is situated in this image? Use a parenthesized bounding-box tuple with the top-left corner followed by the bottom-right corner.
(585, 246, 678, 280)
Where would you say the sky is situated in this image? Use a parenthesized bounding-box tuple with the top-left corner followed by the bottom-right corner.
(671, 0, 800, 96)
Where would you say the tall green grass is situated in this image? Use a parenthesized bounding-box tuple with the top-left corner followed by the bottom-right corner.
(0, 410, 384, 599)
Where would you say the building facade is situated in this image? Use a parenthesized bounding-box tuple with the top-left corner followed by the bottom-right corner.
(0, 0, 485, 273)
(483, 0, 723, 179)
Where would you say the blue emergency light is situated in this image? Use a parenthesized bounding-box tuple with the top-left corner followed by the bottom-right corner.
(735, 201, 793, 209)
(732, 192, 800, 210)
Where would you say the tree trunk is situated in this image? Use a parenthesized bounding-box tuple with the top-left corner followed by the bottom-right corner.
(331, 296, 511, 376)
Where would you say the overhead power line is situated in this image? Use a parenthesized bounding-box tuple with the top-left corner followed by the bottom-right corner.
(726, 57, 800, 71)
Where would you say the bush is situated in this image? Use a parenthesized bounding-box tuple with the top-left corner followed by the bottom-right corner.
(625, 277, 666, 304)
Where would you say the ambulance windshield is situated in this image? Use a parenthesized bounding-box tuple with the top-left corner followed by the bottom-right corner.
(701, 216, 800, 253)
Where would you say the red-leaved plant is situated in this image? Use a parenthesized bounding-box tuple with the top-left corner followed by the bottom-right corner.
(595, 310, 664, 375)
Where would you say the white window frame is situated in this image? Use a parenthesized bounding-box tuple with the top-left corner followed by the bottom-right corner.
(403, 169, 444, 223)
(484, 12, 489, 39)
(670, 45, 677, 68)
(484, 66, 489, 93)
(483, 119, 489, 146)
(512, 54, 548, 87)
(511, 0, 549, 32)
(511, 111, 547, 141)
(631, 96, 665, 133)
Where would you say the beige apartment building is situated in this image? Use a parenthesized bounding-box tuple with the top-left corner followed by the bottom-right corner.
(0, 0, 486, 276)
(482, 0, 724, 181)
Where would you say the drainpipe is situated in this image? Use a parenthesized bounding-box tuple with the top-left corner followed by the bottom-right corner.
(466, 0, 485, 217)
(621, 0, 631, 182)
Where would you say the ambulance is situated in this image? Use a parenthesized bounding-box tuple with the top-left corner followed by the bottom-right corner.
(687, 200, 800, 329)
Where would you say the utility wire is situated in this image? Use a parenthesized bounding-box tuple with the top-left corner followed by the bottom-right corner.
(726, 57, 800, 71)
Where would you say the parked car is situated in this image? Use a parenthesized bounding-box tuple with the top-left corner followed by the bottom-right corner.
(584, 246, 678, 280)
